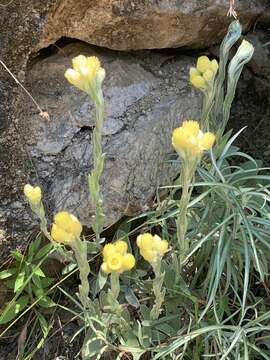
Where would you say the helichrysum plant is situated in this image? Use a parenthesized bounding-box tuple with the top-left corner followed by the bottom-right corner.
(65, 55, 106, 243)
(190, 21, 254, 139)
(137, 233, 168, 319)
(9, 20, 267, 360)
(24, 184, 49, 239)
(101, 241, 135, 301)
(51, 211, 91, 309)
(189, 56, 218, 92)
(172, 121, 215, 261)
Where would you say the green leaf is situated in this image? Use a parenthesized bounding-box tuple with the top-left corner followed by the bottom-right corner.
(94, 270, 107, 295)
(86, 241, 101, 254)
(33, 286, 44, 298)
(62, 262, 77, 275)
(82, 335, 106, 359)
(32, 267, 45, 277)
(11, 250, 23, 262)
(0, 295, 29, 324)
(5, 278, 16, 290)
(124, 287, 140, 308)
(0, 268, 16, 279)
(37, 296, 56, 308)
(28, 238, 41, 261)
(40, 277, 54, 288)
(32, 273, 42, 288)
(14, 271, 25, 293)
(37, 313, 49, 337)
(34, 243, 53, 260)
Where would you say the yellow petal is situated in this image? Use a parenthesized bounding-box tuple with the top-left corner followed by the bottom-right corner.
(64, 69, 84, 90)
(86, 56, 101, 71)
(182, 120, 200, 136)
(51, 224, 74, 244)
(72, 55, 88, 72)
(122, 254, 136, 270)
(190, 74, 206, 89)
(54, 211, 82, 237)
(155, 240, 169, 256)
(107, 253, 123, 272)
(139, 233, 154, 251)
(24, 184, 42, 204)
(114, 240, 128, 255)
(211, 59, 219, 74)
(140, 249, 156, 263)
(196, 56, 211, 73)
(189, 67, 200, 77)
(102, 243, 116, 261)
(97, 68, 106, 84)
(203, 69, 214, 82)
(200, 132, 215, 150)
(136, 235, 142, 247)
(101, 262, 111, 274)
(69, 214, 83, 237)
(172, 127, 189, 152)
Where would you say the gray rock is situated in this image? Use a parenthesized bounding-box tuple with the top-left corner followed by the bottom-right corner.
(20, 43, 201, 230)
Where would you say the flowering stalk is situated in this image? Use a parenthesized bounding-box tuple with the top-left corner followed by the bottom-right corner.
(172, 121, 215, 260)
(176, 161, 197, 261)
(219, 39, 254, 138)
(189, 56, 218, 132)
(24, 184, 72, 263)
(189, 22, 253, 143)
(137, 233, 168, 319)
(110, 272, 120, 300)
(72, 237, 91, 308)
(101, 241, 135, 305)
(88, 94, 105, 243)
(150, 258, 166, 320)
(24, 184, 50, 239)
(65, 55, 106, 243)
(51, 211, 91, 309)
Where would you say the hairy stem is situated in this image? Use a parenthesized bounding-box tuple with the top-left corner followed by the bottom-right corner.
(73, 237, 91, 310)
(150, 259, 165, 320)
(88, 95, 105, 243)
(176, 160, 197, 264)
(110, 272, 120, 301)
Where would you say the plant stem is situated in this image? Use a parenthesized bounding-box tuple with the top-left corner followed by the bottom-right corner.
(150, 259, 165, 320)
(73, 237, 91, 310)
(110, 272, 120, 300)
(176, 161, 193, 262)
(88, 95, 105, 243)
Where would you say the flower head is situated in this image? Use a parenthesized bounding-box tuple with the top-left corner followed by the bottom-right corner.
(172, 120, 215, 159)
(65, 55, 105, 94)
(190, 56, 218, 90)
(101, 240, 135, 274)
(51, 211, 82, 244)
(228, 40, 254, 81)
(137, 233, 168, 264)
(24, 184, 42, 205)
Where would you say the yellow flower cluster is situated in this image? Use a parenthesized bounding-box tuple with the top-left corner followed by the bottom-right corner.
(24, 184, 42, 205)
(51, 211, 82, 244)
(190, 56, 218, 90)
(136, 233, 168, 263)
(101, 241, 135, 274)
(65, 55, 105, 93)
(172, 120, 215, 158)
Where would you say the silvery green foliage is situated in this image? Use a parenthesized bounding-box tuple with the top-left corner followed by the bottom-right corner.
(202, 21, 254, 140)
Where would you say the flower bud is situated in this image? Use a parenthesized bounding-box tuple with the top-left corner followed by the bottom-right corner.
(24, 184, 42, 205)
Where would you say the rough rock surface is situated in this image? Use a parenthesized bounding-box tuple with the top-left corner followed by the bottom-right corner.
(38, 0, 269, 51)
(15, 43, 201, 232)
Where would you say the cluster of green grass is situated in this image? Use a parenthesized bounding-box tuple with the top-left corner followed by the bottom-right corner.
(1, 20, 270, 360)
